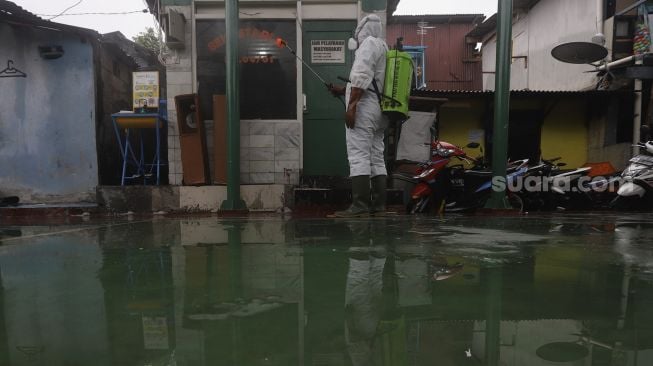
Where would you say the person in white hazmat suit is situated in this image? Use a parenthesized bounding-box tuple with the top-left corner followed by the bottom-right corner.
(329, 14, 389, 218)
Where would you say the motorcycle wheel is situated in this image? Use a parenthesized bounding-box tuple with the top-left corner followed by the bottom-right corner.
(407, 196, 430, 214)
(610, 195, 647, 211)
(508, 193, 524, 212)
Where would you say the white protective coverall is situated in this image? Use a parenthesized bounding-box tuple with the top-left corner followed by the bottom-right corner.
(345, 15, 389, 177)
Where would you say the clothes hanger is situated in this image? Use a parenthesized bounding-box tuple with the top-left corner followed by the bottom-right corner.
(0, 60, 27, 78)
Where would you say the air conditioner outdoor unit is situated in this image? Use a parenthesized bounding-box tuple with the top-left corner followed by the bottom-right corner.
(164, 9, 186, 49)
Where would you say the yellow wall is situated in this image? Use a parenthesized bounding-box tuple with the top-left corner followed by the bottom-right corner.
(540, 100, 588, 169)
(438, 100, 486, 164)
(437, 98, 589, 169)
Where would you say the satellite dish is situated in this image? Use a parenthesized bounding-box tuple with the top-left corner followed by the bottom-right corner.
(551, 42, 608, 64)
(536, 342, 589, 362)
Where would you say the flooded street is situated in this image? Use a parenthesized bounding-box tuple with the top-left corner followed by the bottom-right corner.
(1, 214, 653, 365)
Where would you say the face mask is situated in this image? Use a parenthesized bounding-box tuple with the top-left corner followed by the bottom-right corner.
(348, 38, 358, 51)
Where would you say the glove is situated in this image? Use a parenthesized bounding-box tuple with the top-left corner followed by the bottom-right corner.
(327, 83, 345, 97)
(345, 87, 364, 129)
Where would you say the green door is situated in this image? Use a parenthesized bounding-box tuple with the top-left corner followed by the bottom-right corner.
(303, 21, 356, 176)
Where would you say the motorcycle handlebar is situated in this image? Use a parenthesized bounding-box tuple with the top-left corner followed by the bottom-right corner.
(542, 157, 561, 164)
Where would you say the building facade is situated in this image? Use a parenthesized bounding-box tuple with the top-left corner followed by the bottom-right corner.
(464, 0, 643, 170)
(387, 14, 485, 90)
(147, 0, 399, 186)
(0, 2, 99, 203)
(0, 0, 164, 203)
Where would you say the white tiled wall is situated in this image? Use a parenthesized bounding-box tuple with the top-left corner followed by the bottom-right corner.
(165, 5, 194, 186)
(164, 6, 301, 187)
(205, 120, 301, 185)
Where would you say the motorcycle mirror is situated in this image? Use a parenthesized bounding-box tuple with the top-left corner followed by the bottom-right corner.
(466, 142, 480, 149)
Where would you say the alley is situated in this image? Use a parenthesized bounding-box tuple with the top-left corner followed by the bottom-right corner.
(0, 213, 652, 365)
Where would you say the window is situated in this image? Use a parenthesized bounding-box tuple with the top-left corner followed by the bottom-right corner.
(196, 20, 297, 120)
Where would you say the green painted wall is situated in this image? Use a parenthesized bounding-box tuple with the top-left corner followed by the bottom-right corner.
(302, 21, 357, 176)
(162, 0, 191, 5)
(362, 0, 387, 12)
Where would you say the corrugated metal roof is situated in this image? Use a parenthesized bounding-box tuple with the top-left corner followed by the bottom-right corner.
(388, 0, 400, 16)
(390, 14, 485, 24)
(102, 31, 161, 69)
(0, 0, 41, 22)
(0, 0, 99, 38)
(466, 13, 497, 39)
(387, 20, 483, 91)
(412, 88, 631, 97)
(1, 1, 159, 69)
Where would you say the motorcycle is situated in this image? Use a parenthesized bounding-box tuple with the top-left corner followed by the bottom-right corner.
(524, 158, 594, 211)
(443, 158, 530, 213)
(395, 136, 530, 213)
(547, 166, 594, 210)
(394, 140, 479, 214)
(610, 141, 653, 210)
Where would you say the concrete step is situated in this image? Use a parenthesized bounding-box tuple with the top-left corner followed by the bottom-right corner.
(0, 203, 98, 217)
(294, 187, 404, 207)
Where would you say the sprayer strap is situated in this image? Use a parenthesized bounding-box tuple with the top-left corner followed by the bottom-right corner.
(371, 79, 382, 104)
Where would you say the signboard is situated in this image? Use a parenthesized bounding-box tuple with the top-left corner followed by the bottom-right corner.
(142, 316, 169, 350)
(311, 40, 345, 64)
(133, 71, 159, 110)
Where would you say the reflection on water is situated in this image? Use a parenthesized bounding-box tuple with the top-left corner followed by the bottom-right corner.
(0, 214, 652, 365)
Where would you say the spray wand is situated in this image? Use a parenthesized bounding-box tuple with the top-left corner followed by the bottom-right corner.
(276, 37, 346, 107)
(275, 37, 402, 107)
(276, 37, 329, 86)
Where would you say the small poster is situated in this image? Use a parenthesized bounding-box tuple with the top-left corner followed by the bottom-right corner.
(142, 316, 169, 350)
(311, 40, 345, 64)
(133, 71, 159, 110)
(469, 129, 484, 143)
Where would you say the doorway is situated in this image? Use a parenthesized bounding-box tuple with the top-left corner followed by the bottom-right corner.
(302, 21, 357, 177)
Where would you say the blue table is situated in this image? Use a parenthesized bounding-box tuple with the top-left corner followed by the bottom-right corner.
(111, 112, 167, 185)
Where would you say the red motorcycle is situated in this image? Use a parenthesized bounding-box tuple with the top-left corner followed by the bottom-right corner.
(394, 139, 530, 214)
(394, 140, 480, 214)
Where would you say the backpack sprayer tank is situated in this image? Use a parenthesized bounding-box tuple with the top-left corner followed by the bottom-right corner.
(382, 39, 413, 121)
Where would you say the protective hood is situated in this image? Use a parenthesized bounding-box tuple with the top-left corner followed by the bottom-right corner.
(354, 14, 382, 43)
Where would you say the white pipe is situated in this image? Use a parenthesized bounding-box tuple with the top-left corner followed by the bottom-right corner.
(596, 0, 604, 37)
(634, 85, 642, 153)
(634, 60, 643, 156)
(596, 55, 639, 71)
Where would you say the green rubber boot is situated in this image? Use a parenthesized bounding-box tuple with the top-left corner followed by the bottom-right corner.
(331, 175, 370, 218)
(370, 175, 387, 216)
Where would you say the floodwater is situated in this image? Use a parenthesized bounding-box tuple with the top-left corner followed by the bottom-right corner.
(0, 214, 652, 366)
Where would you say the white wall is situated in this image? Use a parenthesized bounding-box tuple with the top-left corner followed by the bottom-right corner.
(483, 0, 601, 91)
(0, 24, 98, 202)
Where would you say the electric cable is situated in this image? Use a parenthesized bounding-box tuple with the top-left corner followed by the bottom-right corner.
(46, 0, 83, 20)
(38, 9, 148, 17)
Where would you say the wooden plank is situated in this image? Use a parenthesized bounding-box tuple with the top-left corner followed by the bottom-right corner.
(175, 94, 209, 185)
